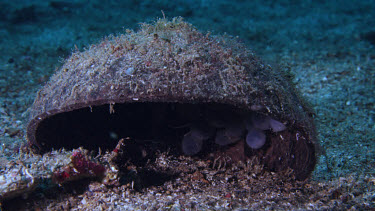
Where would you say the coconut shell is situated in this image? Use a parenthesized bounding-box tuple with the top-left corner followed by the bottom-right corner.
(27, 17, 317, 180)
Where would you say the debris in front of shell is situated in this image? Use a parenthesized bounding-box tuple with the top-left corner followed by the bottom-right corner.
(2, 146, 373, 210)
(0, 145, 118, 202)
(0, 159, 37, 201)
(52, 148, 106, 184)
(0, 148, 72, 201)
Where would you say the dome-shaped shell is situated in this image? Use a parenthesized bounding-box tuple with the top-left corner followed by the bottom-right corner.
(27, 18, 317, 180)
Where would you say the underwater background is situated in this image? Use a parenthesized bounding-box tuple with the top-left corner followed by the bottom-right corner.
(0, 0, 374, 209)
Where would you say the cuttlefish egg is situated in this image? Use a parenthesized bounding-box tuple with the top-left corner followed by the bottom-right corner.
(182, 126, 213, 155)
(246, 128, 266, 149)
(215, 123, 246, 146)
(182, 130, 204, 155)
(225, 121, 246, 138)
(214, 129, 238, 146)
(246, 113, 286, 132)
(269, 118, 286, 132)
(190, 125, 214, 140)
(251, 113, 271, 130)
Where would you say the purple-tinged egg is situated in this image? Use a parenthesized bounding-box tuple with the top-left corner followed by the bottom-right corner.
(182, 131, 203, 155)
(225, 122, 246, 139)
(215, 129, 239, 146)
(190, 124, 214, 140)
(246, 128, 266, 149)
(269, 118, 286, 132)
(251, 113, 271, 130)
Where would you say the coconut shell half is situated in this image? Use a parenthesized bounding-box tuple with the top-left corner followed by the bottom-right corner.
(27, 18, 317, 180)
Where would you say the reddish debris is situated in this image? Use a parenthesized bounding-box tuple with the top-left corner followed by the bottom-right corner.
(52, 149, 106, 184)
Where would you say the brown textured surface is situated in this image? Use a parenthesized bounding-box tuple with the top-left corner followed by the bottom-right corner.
(26, 18, 317, 180)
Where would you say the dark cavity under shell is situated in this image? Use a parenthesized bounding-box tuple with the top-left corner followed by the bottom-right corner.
(26, 17, 317, 180)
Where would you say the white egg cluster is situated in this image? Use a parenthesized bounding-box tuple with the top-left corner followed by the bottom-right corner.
(182, 112, 286, 155)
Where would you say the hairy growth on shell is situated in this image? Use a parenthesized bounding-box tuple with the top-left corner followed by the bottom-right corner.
(27, 17, 317, 180)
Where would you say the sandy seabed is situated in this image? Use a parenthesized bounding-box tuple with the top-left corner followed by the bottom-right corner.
(0, 0, 374, 210)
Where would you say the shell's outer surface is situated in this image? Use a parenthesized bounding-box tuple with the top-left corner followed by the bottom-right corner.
(27, 18, 317, 180)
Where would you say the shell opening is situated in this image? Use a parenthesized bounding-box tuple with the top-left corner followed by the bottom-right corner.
(32, 102, 286, 155)
(29, 102, 316, 180)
